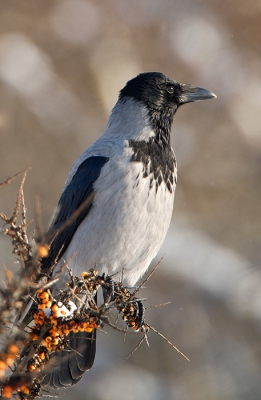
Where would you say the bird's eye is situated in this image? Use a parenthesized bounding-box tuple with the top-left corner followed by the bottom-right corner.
(167, 85, 175, 94)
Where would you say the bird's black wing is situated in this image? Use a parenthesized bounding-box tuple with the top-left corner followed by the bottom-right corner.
(41, 155, 109, 274)
(40, 156, 108, 388)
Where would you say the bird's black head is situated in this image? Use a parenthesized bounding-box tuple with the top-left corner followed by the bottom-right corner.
(120, 72, 182, 111)
(119, 72, 216, 145)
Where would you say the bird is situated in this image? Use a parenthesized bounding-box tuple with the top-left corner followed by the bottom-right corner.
(34, 72, 216, 389)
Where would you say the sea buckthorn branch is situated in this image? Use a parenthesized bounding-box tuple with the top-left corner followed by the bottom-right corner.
(1, 263, 148, 399)
(1, 266, 157, 400)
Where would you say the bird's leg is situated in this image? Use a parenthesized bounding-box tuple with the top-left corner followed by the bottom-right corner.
(121, 297, 145, 331)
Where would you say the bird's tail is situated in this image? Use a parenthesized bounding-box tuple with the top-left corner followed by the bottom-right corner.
(42, 329, 96, 389)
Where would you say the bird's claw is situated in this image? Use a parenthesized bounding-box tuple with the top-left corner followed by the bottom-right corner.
(102, 275, 119, 304)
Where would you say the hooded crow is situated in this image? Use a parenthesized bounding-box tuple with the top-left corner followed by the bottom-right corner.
(38, 72, 216, 388)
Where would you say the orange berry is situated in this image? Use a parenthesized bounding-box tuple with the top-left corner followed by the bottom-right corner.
(81, 271, 89, 278)
(0, 360, 7, 370)
(49, 329, 59, 338)
(39, 352, 46, 360)
(2, 385, 13, 398)
(40, 291, 49, 299)
(79, 322, 88, 332)
(22, 388, 30, 395)
(8, 344, 19, 354)
(38, 303, 46, 310)
(51, 319, 58, 327)
(45, 336, 52, 343)
(51, 304, 59, 313)
(40, 339, 47, 347)
(38, 310, 45, 318)
(85, 327, 93, 333)
(38, 245, 49, 258)
(5, 358, 14, 367)
(28, 364, 36, 372)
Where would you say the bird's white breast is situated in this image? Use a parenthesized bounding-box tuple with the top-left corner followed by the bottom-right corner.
(60, 144, 176, 286)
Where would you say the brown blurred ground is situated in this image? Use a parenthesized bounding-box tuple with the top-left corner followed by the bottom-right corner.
(0, 1, 261, 399)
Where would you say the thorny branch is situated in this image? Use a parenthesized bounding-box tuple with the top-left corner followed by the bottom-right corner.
(0, 169, 31, 189)
(0, 171, 188, 399)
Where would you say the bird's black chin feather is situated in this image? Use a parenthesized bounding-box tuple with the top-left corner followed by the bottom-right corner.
(150, 107, 176, 146)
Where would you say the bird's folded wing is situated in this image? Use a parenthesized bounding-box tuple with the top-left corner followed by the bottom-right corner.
(41, 155, 109, 274)
(35, 157, 108, 388)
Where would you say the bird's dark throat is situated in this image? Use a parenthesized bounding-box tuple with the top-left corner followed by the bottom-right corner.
(128, 137, 176, 194)
(149, 106, 175, 147)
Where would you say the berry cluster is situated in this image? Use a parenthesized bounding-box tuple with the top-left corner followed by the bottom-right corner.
(27, 282, 100, 371)
(2, 271, 101, 399)
(1, 269, 147, 399)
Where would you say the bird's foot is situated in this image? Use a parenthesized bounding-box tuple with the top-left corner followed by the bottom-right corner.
(119, 297, 145, 331)
(101, 275, 119, 304)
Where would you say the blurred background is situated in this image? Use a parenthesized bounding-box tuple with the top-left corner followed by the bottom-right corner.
(0, 1, 261, 399)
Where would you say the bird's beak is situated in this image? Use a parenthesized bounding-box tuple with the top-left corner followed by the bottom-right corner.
(179, 84, 217, 104)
